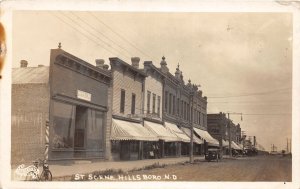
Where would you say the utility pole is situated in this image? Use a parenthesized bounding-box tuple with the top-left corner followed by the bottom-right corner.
(227, 113, 232, 157)
(226, 112, 243, 157)
(189, 82, 196, 164)
(290, 138, 292, 154)
(287, 138, 289, 153)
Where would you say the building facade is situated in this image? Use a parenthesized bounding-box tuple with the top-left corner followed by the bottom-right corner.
(12, 48, 112, 164)
(158, 57, 217, 156)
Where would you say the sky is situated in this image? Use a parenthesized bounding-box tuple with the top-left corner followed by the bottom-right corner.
(12, 11, 292, 152)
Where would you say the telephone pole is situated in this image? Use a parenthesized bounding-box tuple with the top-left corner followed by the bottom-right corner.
(226, 112, 243, 157)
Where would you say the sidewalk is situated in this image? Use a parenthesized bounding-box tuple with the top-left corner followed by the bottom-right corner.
(49, 156, 205, 178)
(12, 155, 240, 180)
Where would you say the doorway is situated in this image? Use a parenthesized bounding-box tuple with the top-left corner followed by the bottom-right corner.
(74, 106, 88, 155)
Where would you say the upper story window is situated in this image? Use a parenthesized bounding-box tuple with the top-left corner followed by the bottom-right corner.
(172, 96, 176, 115)
(165, 91, 168, 113)
(152, 93, 156, 114)
(120, 89, 125, 113)
(147, 91, 151, 114)
(177, 98, 180, 115)
(131, 93, 136, 115)
(157, 96, 161, 117)
(169, 93, 172, 115)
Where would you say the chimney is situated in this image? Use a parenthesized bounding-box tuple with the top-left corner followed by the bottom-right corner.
(131, 57, 140, 69)
(95, 59, 105, 69)
(20, 60, 28, 68)
(103, 64, 109, 70)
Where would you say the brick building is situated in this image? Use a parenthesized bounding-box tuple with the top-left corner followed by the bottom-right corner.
(12, 47, 111, 164)
(159, 57, 218, 156)
(207, 112, 242, 155)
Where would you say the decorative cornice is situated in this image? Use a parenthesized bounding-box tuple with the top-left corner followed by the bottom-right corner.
(54, 53, 111, 85)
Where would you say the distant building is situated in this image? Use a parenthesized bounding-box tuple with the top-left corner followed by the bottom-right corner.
(207, 112, 242, 154)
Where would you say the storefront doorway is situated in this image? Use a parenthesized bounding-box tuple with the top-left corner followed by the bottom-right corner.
(74, 106, 87, 157)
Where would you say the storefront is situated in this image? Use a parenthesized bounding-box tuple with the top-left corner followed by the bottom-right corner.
(110, 118, 158, 160)
(49, 49, 111, 160)
(144, 121, 179, 157)
(164, 122, 191, 156)
(181, 127, 203, 155)
(193, 127, 219, 154)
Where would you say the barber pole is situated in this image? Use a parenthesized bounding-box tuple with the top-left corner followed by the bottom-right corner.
(45, 120, 49, 162)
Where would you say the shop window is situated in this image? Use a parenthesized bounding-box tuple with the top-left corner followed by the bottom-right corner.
(147, 91, 151, 114)
(52, 101, 75, 149)
(152, 94, 156, 114)
(111, 141, 120, 153)
(120, 89, 125, 113)
(131, 93, 136, 115)
(86, 110, 104, 150)
(130, 141, 139, 152)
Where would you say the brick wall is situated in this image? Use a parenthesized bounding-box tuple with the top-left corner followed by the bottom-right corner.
(11, 83, 50, 165)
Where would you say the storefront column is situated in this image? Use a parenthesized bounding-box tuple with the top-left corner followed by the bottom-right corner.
(138, 141, 143, 160)
(161, 140, 165, 158)
(177, 142, 182, 157)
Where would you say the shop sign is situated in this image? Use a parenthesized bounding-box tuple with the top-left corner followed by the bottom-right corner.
(77, 90, 91, 101)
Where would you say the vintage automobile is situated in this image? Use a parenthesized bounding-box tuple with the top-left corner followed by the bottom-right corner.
(205, 149, 220, 162)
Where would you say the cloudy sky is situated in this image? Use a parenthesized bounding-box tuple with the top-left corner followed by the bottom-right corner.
(12, 10, 292, 151)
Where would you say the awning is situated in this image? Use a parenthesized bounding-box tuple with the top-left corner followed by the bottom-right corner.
(144, 121, 180, 142)
(164, 122, 190, 143)
(231, 141, 242, 150)
(193, 128, 219, 146)
(238, 144, 244, 149)
(181, 127, 204, 144)
(222, 139, 229, 147)
(111, 119, 158, 141)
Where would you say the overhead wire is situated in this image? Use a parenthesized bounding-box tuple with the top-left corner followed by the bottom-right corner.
(69, 11, 134, 57)
(207, 87, 291, 98)
(57, 11, 130, 59)
(88, 12, 159, 63)
(49, 12, 122, 57)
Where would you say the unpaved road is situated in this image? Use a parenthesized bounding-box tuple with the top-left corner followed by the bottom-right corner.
(129, 155, 291, 181)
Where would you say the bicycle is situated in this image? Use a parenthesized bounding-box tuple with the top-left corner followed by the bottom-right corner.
(25, 159, 52, 181)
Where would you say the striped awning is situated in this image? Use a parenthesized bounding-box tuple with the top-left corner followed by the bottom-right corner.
(144, 121, 180, 142)
(111, 119, 158, 141)
(222, 139, 229, 147)
(164, 122, 190, 143)
(181, 127, 204, 144)
(193, 128, 219, 146)
(231, 141, 242, 150)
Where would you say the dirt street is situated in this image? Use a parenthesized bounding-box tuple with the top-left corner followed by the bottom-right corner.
(128, 155, 291, 181)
